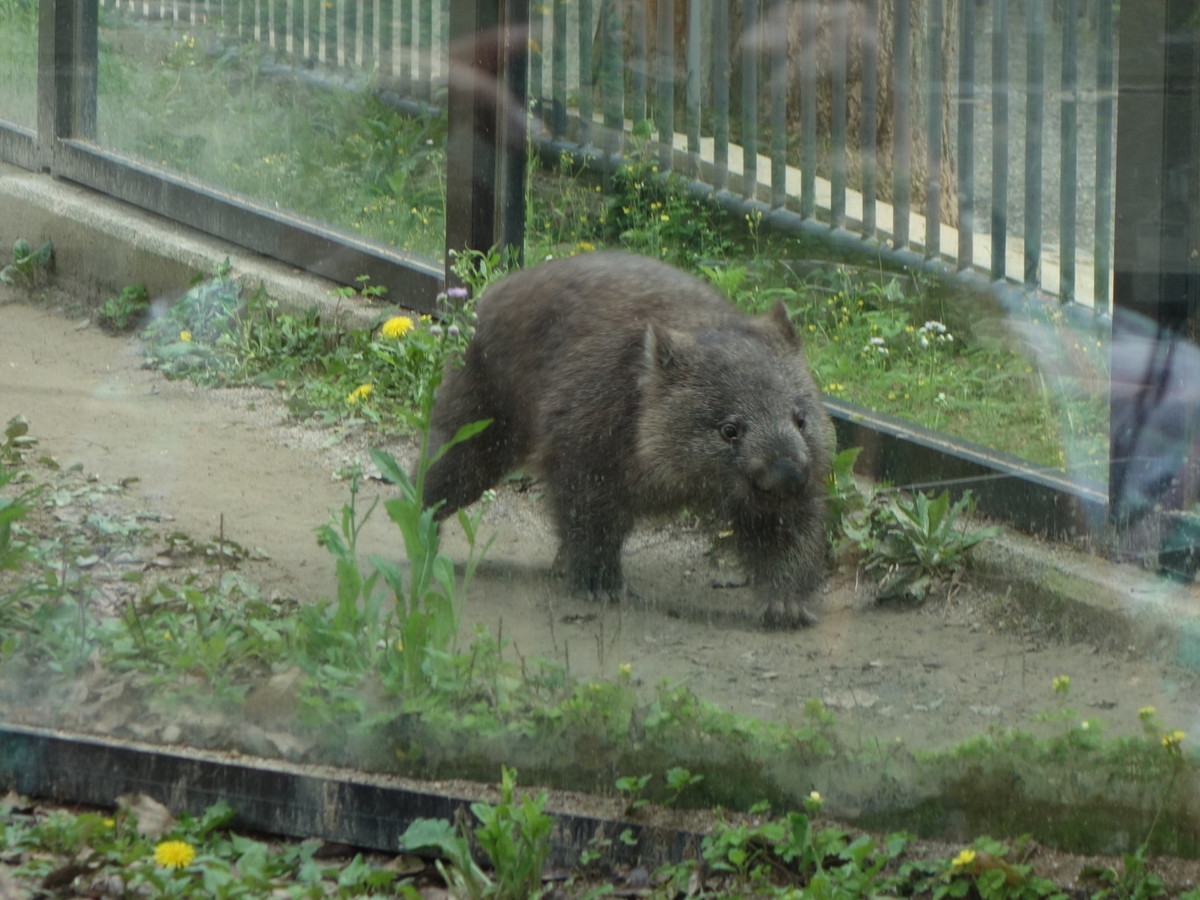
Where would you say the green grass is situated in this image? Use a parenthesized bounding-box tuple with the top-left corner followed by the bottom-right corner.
(0, 1, 36, 127)
(95, 20, 447, 259)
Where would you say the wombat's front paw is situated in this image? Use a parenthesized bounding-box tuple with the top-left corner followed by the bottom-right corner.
(760, 598, 819, 629)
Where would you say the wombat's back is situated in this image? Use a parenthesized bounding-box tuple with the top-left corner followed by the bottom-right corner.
(471, 252, 770, 363)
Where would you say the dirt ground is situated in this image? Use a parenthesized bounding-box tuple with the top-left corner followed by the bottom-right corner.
(2, 290, 1200, 759)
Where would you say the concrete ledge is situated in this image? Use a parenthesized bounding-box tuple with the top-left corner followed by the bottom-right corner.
(0, 163, 369, 323)
(971, 532, 1195, 664)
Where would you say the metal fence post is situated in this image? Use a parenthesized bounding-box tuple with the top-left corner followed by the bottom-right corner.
(1110, 0, 1200, 571)
(444, 0, 528, 284)
(36, 0, 97, 167)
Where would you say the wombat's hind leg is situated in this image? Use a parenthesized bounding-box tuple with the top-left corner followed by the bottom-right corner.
(549, 494, 634, 602)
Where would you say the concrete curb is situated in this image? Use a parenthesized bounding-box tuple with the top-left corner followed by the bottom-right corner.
(0, 163, 381, 327)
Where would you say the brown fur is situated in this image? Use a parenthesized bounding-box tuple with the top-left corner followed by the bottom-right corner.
(422, 252, 835, 627)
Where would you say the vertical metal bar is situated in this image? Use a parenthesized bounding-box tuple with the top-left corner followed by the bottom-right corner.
(497, 0, 528, 261)
(578, 0, 594, 145)
(1094, 0, 1115, 313)
(362, 0, 375, 70)
(380, 0, 394, 77)
(861, 0, 878, 237)
(629, 0, 647, 127)
(686, 0, 700, 163)
(923, 0, 943, 257)
(892, 0, 911, 248)
(1059, 0, 1078, 304)
(991, 0, 1008, 281)
(529, 0, 544, 108)
(769, 0, 787, 209)
(799, 0, 816, 218)
(290, 0, 303, 57)
(324, 0, 337, 66)
(712, 0, 729, 191)
(741, 0, 758, 199)
(551, 0, 567, 137)
(831, 0, 848, 228)
(956, 0, 975, 269)
(344, 0, 357, 66)
(273, 0, 286, 52)
(447, 0, 496, 270)
(1110, 0, 1200, 536)
(399, 0, 412, 94)
(419, 0, 432, 101)
(600, 0, 624, 167)
(1024, 0, 1044, 287)
(37, 0, 97, 163)
(656, 0, 675, 170)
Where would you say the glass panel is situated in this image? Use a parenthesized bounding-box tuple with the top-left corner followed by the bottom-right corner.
(0, 0, 37, 128)
(95, 0, 449, 260)
(8, 0, 1200, 885)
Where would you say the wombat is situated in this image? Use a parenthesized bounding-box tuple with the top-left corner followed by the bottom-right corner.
(423, 251, 835, 627)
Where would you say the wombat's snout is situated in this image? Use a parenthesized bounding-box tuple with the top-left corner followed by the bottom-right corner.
(752, 456, 810, 497)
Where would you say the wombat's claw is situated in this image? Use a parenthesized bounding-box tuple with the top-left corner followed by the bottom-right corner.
(582, 582, 638, 604)
(761, 599, 819, 629)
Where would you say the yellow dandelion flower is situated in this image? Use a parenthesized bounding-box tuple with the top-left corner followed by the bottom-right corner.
(951, 848, 976, 870)
(1162, 730, 1186, 749)
(153, 840, 196, 869)
(179, 330, 192, 342)
(347, 383, 374, 405)
(1052, 674, 1071, 694)
(1139, 706, 1157, 721)
(618, 663, 633, 678)
(381, 315, 414, 339)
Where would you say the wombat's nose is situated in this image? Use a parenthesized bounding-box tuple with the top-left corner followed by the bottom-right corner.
(753, 457, 809, 496)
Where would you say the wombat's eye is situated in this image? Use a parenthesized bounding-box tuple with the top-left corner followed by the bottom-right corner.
(793, 411, 806, 431)
(719, 421, 742, 443)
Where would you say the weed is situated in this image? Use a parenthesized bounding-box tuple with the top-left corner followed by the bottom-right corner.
(0, 237, 53, 289)
(615, 773, 652, 815)
(1, 414, 37, 465)
(449, 244, 521, 297)
(96, 283, 151, 333)
(844, 487, 1000, 603)
(398, 766, 552, 900)
(664, 766, 705, 805)
(603, 149, 737, 265)
(141, 262, 477, 433)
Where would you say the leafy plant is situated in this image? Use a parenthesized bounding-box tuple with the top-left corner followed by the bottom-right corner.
(847, 488, 999, 602)
(142, 262, 478, 433)
(1, 414, 37, 465)
(96, 283, 151, 333)
(398, 766, 552, 900)
(615, 773, 652, 815)
(0, 237, 53, 289)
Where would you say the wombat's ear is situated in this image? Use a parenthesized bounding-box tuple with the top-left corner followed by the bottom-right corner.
(642, 324, 693, 375)
(767, 301, 801, 346)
